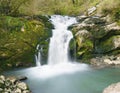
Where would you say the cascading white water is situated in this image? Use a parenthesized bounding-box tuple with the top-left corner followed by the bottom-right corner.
(33, 15, 89, 79)
(48, 15, 77, 65)
(35, 45, 41, 66)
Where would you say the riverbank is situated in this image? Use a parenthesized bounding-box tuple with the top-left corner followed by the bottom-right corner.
(0, 75, 31, 93)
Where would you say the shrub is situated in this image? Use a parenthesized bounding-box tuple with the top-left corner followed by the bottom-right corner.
(97, 0, 120, 18)
(0, 0, 31, 16)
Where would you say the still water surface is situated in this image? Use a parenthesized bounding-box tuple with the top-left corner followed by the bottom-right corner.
(4, 66, 120, 93)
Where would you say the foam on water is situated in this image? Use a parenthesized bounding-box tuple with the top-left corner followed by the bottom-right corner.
(33, 15, 89, 79)
(27, 63, 89, 79)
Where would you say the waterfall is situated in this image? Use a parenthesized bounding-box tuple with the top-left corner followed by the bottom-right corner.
(35, 45, 42, 66)
(33, 15, 88, 78)
(48, 15, 77, 65)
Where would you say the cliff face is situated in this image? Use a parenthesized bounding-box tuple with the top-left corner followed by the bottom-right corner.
(69, 0, 120, 67)
(70, 15, 120, 66)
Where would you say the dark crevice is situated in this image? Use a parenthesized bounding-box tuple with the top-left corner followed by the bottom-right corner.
(98, 30, 120, 42)
(102, 47, 120, 55)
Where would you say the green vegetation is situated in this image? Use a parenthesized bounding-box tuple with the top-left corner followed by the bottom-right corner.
(21, 0, 100, 15)
(98, 36, 120, 55)
(0, 16, 52, 71)
(0, 0, 101, 16)
(97, 0, 120, 23)
(1, 0, 120, 17)
(0, 0, 31, 16)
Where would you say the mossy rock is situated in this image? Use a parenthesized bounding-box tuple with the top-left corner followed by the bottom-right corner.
(0, 15, 52, 70)
(69, 33, 93, 61)
(98, 35, 120, 54)
(76, 39, 93, 59)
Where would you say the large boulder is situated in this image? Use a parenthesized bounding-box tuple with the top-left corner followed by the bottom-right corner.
(103, 82, 120, 93)
(0, 75, 31, 93)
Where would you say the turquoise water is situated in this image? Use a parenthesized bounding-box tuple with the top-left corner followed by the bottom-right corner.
(4, 67, 120, 93)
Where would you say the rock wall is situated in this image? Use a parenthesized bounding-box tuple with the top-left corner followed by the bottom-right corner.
(70, 15, 120, 66)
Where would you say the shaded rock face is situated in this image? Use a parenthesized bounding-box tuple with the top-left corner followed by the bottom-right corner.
(0, 15, 52, 70)
(0, 75, 31, 93)
(70, 15, 120, 64)
(103, 82, 120, 93)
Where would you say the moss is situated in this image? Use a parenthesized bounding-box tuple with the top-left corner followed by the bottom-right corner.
(82, 40, 93, 49)
(98, 36, 116, 53)
(0, 15, 52, 70)
(112, 8, 120, 24)
(75, 36, 93, 60)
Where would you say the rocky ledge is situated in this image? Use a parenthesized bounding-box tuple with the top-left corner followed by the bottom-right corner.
(0, 75, 31, 93)
(90, 55, 120, 68)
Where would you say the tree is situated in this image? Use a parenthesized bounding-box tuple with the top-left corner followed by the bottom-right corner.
(0, 0, 31, 16)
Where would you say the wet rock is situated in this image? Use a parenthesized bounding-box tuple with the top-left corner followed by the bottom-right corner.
(103, 82, 120, 93)
(17, 82, 28, 90)
(0, 75, 31, 93)
(17, 76, 28, 81)
(7, 76, 17, 83)
(90, 57, 109, 68)
(76, 15, 88, 22)
(0, 75, 5, 84)
(104, 58, 120, 65)
(90, 55, 120, 68)
(14, 88, 22, 93)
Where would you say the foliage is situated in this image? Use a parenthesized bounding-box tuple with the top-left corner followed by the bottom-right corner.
(0, 0, 31, 16)
(20, 0, 100, 16)
(0, 16, 52, 70)
(0, 0, 101, 16)
(97, 0, 120, 23)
